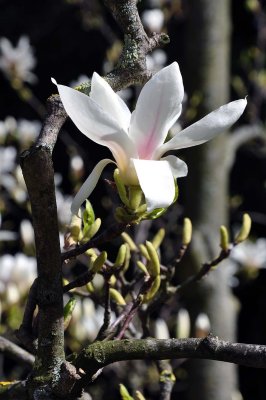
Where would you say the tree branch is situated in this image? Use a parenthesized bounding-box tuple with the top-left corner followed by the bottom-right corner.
(72, 335, 266, 386)
(0, 336, 35, 368)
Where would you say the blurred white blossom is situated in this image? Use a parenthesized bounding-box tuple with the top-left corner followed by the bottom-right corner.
(0, 212, 17, 242)
(0, 146, 17, 176)
(153, 318, 170, 339)
(17, 119, 41, 144)
(231, 238, 266, 269)
(141, 9, 164, 32)
(0, 253, 37, 305)
(146, 49, 167, 72)
(20, 219, 35, 246)
(0, 36, 37, 83)
(176, 308, 191, 338)
(195, 313, 211, 337)
(71, 155, 84, 172)
(70, 298, 114, 341)
(56, 190, 73, 226)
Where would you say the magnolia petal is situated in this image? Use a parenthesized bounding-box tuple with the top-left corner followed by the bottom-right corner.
(52, 79, 136, 163)
(132, 159, 175, 212)
(156, 98, 247, 157)
(129, 62, 184, 159)
(162, 155, 188, 178)
(71, 159, 115, 215)
(90, 72, 131, 132)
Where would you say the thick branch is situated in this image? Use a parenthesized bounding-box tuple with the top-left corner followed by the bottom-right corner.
(73, 335, 266, 384)
(20, 147, 65, 389)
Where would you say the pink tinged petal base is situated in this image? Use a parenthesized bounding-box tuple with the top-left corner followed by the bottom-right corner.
(156, 98, 247, 157)
(71, 159, 115, 215)
(132, 159, 176, 212)
(162, 155, 188, 178)
(129, 62, 184, 159)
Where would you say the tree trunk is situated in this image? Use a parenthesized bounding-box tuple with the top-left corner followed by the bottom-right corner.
(182, 1, 238, 399)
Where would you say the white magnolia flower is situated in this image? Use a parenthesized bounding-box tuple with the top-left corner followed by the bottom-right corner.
(231, 238, 266, 269)
(0, 36, 37, 83)
(53, 62, 247, 214)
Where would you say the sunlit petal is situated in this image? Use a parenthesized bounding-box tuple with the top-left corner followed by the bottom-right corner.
(71, 159, 115, 215)
(156, 98, 247, 157)
(129, 62, 184, 159)
(132, 159, 175, 211)
(162, 155, 188, 178)
(52, 79, 137, 165)
(90, 72, 131, 131)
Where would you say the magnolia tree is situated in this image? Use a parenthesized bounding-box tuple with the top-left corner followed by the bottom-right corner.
(1, 1, 266, 400)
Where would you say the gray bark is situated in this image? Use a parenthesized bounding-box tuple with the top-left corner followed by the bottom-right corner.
(182, 1, 237, 399)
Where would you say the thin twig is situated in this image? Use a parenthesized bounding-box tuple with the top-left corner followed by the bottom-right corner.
(0, 336, 35, 367)
(61, 223, 129, 262)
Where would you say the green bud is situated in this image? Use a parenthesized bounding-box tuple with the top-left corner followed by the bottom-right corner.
(114, 169, 130, 208)
(83, 218, 101, 241)
(86, 282, 94, 293)
(151, 228, 165, 250)
(82, 199, 95, 226)
(146, 241, 160, 277)
(109, 275, 116, 286)
(235, 213, 252, 244)
(220, 225, 229, 251)
(138, 243, 150, 260)
(136, 260, 149, 275)
(182, 218, 192, 246)
(120, 384, 134, 400)
(123, 244, 131, 272)
(121, 232, 137, 251)
(128, 186, 143, 210)
(114, 244, 127, 268)
(143, 275, 161, 303)
(69, 212, 82, 242)
(110, 288, 126, 306)
(92, 251, 107, 273)
(135, 391, 146, 400)
(63, 297, 77, 329)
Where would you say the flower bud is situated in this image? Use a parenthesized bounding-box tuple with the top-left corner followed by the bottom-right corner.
(110, 288, 126, 306)
(63, 297, 77, 330)
(83, 218, 101, 241)
(235, 213, 252, 244)
(220, 225, 229, 251)
(151, 228, 165, 250)
(83, 200, 95, 226)
(114, 169, 130, 208)
(138, 243, 150, 260)
(182, 218, 192, 246)
(91, 251, 107, 273)
(143, 275, 161, 303)
(121, 232, 137, 251)
(135, 391, 146, 400)
(119, 384, 133, 400)
(128, 186, 143, 210)
(146, 241, 160, 277)
(114, 244, 127, 268)
(136, 260, 149, 276)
